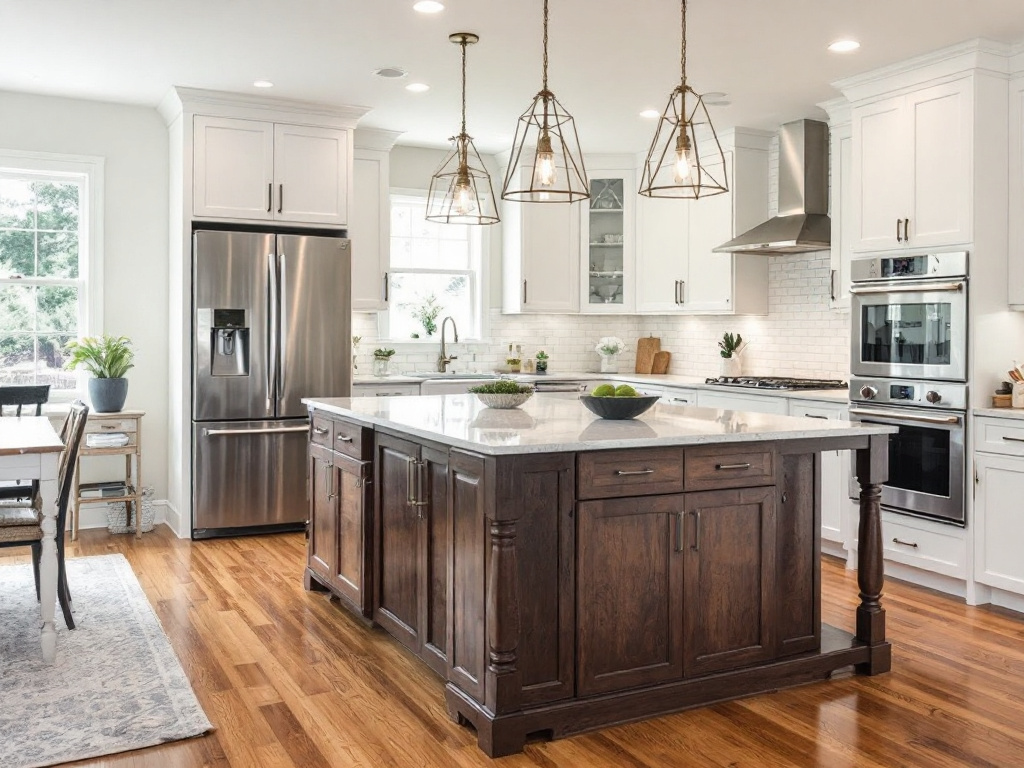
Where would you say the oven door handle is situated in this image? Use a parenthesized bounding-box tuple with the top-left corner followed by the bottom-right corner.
(849, 408, 962, 426)
(849, 280, 965, 295)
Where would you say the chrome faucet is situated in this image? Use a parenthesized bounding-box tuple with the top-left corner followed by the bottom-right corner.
(437, 316, 459, 372)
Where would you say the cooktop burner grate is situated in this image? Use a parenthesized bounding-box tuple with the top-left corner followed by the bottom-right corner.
(704, 376, 848, 391)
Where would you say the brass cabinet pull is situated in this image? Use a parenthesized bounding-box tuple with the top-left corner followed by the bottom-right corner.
(615, 469, 655, 476)
(715, 462, 752, 471)
(892, 537, 918, 549)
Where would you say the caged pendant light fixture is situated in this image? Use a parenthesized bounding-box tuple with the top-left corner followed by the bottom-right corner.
(501, 0, 589, 203)
(426, 32, 500, 225)
(638, 0, 728, 199)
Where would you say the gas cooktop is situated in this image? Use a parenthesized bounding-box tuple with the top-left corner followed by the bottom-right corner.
(704, 376, 849, 391)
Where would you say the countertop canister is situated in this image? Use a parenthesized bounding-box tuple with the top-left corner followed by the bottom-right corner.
(1013, 381, 1024, 408)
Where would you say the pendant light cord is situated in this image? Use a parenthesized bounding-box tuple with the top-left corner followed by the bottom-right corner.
(680, 0, 687, 90)
(460, 37, 468, 135)
(542, 0, 549, 92)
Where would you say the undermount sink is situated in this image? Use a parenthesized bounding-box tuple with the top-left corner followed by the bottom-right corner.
(402, 372, 499, 380)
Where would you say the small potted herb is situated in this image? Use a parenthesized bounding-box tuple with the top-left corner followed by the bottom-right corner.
(373, 348, 396, 378)
(65, 334, 135, 412)
(505, 357, 522, 374)
(535, 350, 549, 374)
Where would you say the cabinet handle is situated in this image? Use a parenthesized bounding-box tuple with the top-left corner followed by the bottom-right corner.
(382, 272, 389, 303)
(1002, 436, 1024, 443)
(336, 434, 353, 443)
(615, 468, 655, 476)
(675, 511, 684, 552)
(267, 182, 273, 213)
(804, 414, 828, 420)
(678, 280, 685, 304)
(896, 218, 902, 243)
(892, 537, 918, 549)
(672, 397, 690, 404)
(278, 183, 284, 214)
(325, 460, 336, 500)
(829, 269, 836, 302)
(100, 424, 118, 430)
(692, 510, 701, 551)
(312, 426, 329, 436)
(903, 218, 910, 242)
(523, 279, 528, 305)
(407, 459, 428, 509)
(715, 462, 752, 471)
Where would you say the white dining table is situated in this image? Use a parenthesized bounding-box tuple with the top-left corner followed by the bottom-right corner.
(0, 416, 64, 663)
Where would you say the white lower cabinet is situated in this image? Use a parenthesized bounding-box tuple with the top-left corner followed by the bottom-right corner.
(880, 511, 967, 579)
(695, 390, 788, 414)
(974, 417, 1024, 595)
(658, 387, 698, 407)
(352, 382, 420, 397)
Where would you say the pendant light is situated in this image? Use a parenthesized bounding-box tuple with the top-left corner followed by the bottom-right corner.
(501, 0, 588, 203)
(426, 32, 500, 225)
(638, 0, 728, 199)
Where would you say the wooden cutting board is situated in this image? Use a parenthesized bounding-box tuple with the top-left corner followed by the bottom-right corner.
(652, 351, 671, 375)
(635, 336, 661, 374)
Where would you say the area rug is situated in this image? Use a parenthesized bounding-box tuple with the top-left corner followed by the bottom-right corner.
(0, 554, 213, 768)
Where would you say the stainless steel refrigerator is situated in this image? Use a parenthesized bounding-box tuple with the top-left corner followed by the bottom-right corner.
(191, 229, 351, 538)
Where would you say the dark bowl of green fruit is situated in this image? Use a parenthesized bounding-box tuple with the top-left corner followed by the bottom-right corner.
(580, 384, 660, 420)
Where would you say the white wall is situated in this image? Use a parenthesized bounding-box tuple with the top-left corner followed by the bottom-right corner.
(0, 90, 170, 502)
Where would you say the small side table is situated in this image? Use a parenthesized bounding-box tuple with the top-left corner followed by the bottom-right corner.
(72, 410, 145, 540)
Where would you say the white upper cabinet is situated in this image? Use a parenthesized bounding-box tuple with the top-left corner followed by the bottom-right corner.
(581, 167, 635, 314)
(193, 116, 351, 227)
(684, 181, 737, 312)
(1010, 75, 1024, 309)
(351, 149, 390, 312)
(819, 97, 853, 310)
(850, 78, 973, 253)
(502, 167, 580, 314)
(635, 195, 688, 312)
(193, 116, 275, 221)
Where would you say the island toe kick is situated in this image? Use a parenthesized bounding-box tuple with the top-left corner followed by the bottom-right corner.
(302, 398, 894, 758)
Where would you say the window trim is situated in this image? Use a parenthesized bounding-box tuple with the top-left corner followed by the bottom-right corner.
(0, 149, 104, 400)
(380, 187, 489, 344)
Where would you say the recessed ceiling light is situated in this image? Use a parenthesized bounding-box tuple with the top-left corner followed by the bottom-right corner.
(639, 109, 660, 119)
(413, 1, 444, 12)
(253, 80, 274, 88)
(374, 66, 408, 79)
(828, 39, 860, 53)
(405, 82, 430, 93)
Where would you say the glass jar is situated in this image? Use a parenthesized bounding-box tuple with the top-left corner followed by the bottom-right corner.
(373, 357, 391, 377)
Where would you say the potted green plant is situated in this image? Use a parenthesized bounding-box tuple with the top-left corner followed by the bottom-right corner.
(373, 348, 396, 377)
(65, 334, 135, 412)
(535, 350, 549, 374)
(718, 332, 745, 377)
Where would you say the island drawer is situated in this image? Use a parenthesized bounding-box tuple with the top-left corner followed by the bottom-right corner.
(310, 412, 334, 448)
(684, 446, 774, 491)
(331, 419, 366, 459)
(577, 448, 684, 499)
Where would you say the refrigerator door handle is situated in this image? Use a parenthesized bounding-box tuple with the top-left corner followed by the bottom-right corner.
(277, 250, 287, 404)
(267, 250, 279, 414)
(205, 426, 310, 437)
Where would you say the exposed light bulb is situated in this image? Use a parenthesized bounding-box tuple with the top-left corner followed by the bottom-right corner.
(453, 172, 476, 215)
(533, 132, 557, 188)
(673, 132, 693, 183)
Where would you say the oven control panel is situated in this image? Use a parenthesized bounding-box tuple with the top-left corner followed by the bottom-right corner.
(850, 251, 968, 283)
(849, 376, 967, 410)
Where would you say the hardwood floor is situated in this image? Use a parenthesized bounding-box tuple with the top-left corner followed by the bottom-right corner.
(7, 526, 1024, 767)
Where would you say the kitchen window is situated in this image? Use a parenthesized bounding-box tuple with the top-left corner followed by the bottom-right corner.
(381, 192, 485, 341)
(0, 151, 103, 397)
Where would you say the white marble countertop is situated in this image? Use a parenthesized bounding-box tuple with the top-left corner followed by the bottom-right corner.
(973, 407, 1024, 421)
(303, 393, 889, 456)
(353, 372, 851, 404)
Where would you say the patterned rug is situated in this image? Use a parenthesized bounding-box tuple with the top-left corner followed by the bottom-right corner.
(0, 554, 213, 768)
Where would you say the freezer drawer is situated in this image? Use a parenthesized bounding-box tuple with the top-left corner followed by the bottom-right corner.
(192, 419, 309, 537)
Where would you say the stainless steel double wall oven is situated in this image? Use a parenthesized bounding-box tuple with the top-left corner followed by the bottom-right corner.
(848, 252, 968, 525)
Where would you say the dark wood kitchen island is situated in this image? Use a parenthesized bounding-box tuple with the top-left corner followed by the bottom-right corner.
(302, 393, 896, 757)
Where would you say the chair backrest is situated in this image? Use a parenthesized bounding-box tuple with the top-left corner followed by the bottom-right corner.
(54, 401, 89, 533)
(0, 385, 51, 417)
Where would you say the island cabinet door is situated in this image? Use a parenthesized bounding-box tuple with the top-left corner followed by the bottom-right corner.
(683, 487, 776, 678)
(576, 495, 685, 696)
(333, 451, 372, 616)
(420, 445, 450, 678)
(307, 444, 337, 586)
(374, 434, 423, 652)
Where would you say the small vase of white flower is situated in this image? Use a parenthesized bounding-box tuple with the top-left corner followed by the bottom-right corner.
(595, 336, 625, 373)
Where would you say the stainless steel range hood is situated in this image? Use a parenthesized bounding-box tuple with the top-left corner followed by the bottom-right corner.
(714, 119, 830, 255)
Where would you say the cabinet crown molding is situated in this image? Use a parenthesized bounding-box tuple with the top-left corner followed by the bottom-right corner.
(354, 127, 405, 152)
(833, 38, 1013, 104)
(817, 97, 851, 126)
(159, 86, 370, 128)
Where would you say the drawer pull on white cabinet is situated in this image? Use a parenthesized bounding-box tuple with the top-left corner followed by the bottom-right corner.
(892, 537, 919, 548)
(804, 414, 828, 420)
(616, 469, 655, 476)
(1002, 436, 1024, 443)
(715, 463, 752, 471)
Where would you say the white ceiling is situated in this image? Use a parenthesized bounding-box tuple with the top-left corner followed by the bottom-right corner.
(2, 0, 1024, 154)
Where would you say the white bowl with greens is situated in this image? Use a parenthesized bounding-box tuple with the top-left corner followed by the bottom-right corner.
(468, 380, 534, 409)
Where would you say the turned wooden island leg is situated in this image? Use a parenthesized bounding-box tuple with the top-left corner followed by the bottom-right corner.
(855, 433, 891, 675)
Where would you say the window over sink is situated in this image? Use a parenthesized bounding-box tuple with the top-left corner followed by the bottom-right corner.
(380, 191, 484, 341)
(0, 150, 103, 398)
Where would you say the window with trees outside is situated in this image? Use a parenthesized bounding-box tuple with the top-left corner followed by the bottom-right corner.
(384, 192, 483, 341)
(0, 154, 100, 396)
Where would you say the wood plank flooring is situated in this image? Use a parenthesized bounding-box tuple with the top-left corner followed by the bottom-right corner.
(6, 526, 1024, 767)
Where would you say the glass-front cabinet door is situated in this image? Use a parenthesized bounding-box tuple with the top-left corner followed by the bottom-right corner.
(581, 167, 635, 313)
